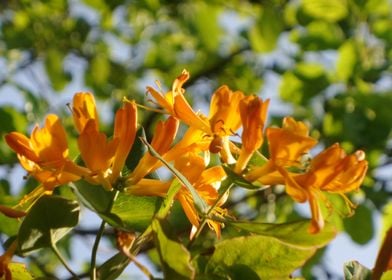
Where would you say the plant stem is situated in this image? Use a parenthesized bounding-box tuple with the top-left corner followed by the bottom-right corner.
(90, 190, 119, 280)
(90, 220, 106, 280)
(51, 243, 78, 279)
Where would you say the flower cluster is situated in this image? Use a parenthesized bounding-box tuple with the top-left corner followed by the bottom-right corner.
(1, 70, 368, 276)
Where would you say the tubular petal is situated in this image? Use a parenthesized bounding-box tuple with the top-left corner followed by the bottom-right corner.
(72, 92, 99, 133)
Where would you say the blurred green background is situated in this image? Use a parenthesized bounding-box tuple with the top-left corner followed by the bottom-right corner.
(0, 0, 391, 278)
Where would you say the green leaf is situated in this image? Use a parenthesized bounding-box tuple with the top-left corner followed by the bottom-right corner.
(280, 63, 329, 105)
(344, 204, 374, 245)
(140, 137, 209, 215)
(152, 219, 195, 279)
(293, 20, 344, 50)
(344, 261, 372, 280)
(1, 263, 35, 280)
(90, 54, 110, 86)
(323, 92, 392, 151)
(155, 179, 182, 220)
(0, 106, 29, 164)
(0, 181, 21, 236)
(44, 48, 71, 91)
(249, 6, 283, 53)
(381, 270, 392, 280)
(229, 220, 337, 248)
(18, 195, 79, 255)
(73, 180, 161, 231)
(97, 252, 130, 280)
(381, 202, 392, 241)
(222, 165, 261, 190)
(0, 106, 28, 133)
(206, 221, 336, 278)
(111, 193, 161, 232)
(302, 0, 348, 22)
(0, 214, 20, 237)
(206, 235, 317, 279)
(73, 179, 115, 214)
(187, 3, 221, 51)
(336, 40, 358, 82)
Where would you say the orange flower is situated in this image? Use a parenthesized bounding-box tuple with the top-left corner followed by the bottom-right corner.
(127, 116, 179, 184)
(147, 71, 248, 164)
(72, 92, 99, 133)
(234, 95, 270, 173)
(284, 144, 368, 233)
(245, 117, 317, 183)
(207, 86, 245, 164)
(5, 114, 89, 191)
(73, 93, 137, 189)
(128, 153, 227, 238)
(147, 70, 210, 132)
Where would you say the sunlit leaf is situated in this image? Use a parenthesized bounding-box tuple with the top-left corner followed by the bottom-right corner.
(206, 235, 316, 278)
(336, 40, 358, 82)
(45, 48, 71, 91)
(280, 63, 329, 105)
(229, 220, 337, 248)
(0, 262, 35, 280)
(111, 193, 161, 232)
(293, 20, 344, 50)
(187, 3, 221, 51)
(381, 270, 392, 280)
(18, 195, 79, 254)
(381, 202, 392, 241)
(90, 54, 110, 86)
(344, 260, 372, 280)
(302, 0, 348, 22)
(152, 219, 195, 279)
(249, 6, 283, 53)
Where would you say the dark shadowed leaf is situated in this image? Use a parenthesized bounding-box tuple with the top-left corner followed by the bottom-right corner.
(73, 180, 161, 231)
(344, 204, 374, 245)
(18, 196, 79, 254)
(97, 252, 130, 280)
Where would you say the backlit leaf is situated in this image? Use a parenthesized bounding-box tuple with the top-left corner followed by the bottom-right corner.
(152, 219, 195, 279)
(344, 260, 372, 280)
(302, 0, 348, 22)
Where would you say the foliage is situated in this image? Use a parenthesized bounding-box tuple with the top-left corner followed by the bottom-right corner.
(0, 0, 391, 279)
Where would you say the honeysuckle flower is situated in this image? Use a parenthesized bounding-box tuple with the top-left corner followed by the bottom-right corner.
(234, 95, 270, 173)
(5, 114, 90, 191)
(72, 93, 137, 189)
(147, 70, 247, 164)
(146, 70, 210, 132)
(245, 117, 318, 183)
(127, 116, 179, 185)
(283, 143, 368, 233)
(72, 92, 99, 133)
(207, 85, 245, 164)
(159, 126, 211, 167)
(127, 153, 227, 238)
